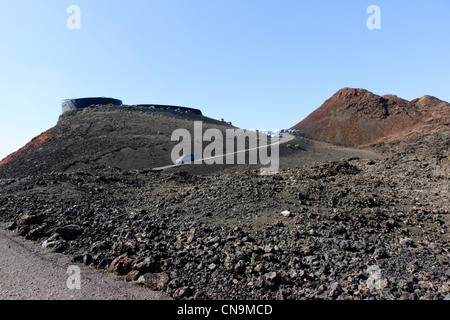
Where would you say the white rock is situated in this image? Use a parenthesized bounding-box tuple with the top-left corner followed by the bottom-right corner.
(281, 210, 291, 217)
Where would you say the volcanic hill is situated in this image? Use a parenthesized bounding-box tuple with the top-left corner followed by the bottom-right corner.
(0, 106, 236, 179)
(291, 88, 450, 149)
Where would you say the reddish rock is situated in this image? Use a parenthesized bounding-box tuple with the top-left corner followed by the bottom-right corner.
(109, 255, 136, 275)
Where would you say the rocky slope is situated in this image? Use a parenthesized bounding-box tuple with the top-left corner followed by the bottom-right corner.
(0, 152, 448, 300)
(291, 88, 450, 148)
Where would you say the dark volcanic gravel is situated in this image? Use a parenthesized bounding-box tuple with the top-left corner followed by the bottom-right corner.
(1, 149, 448, 300)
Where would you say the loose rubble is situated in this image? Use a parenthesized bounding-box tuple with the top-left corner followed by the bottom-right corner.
(0, 152, 449, 300)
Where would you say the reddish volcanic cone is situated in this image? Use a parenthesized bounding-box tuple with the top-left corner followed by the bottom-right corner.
(291, 88, 449, 147)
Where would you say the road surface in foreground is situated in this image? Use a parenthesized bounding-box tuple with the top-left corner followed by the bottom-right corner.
(0, 225, 168, 300)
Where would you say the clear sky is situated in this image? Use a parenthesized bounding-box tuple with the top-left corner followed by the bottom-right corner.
(1, 0, 449, 161)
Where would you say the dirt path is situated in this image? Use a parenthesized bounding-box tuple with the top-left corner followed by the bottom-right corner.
(0, 225, 168, 300)
(153, 133, 295, 171)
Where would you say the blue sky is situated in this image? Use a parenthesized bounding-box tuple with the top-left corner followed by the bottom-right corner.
(1, 0, 449, 160)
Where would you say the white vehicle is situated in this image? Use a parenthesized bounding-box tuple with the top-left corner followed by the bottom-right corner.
(271, 133, 282, 138)
(176, 154, 194, 164)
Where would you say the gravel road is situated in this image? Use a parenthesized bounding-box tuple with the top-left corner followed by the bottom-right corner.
(0, 224, 168, 300)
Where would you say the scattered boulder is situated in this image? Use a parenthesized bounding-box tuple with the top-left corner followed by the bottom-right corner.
(109, 255, 135, 275)
(132, 257, 160, 274)
(137, 272, 170, 291)
(125, 270, 141, 282)
(41, 234, 67, 253)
